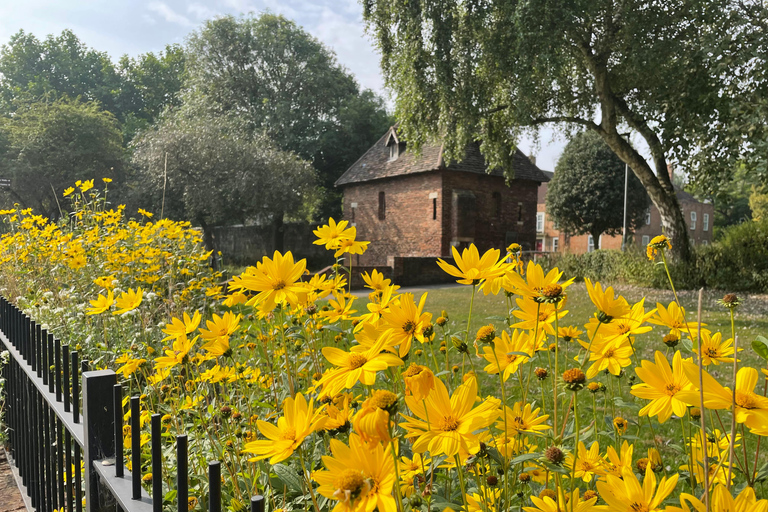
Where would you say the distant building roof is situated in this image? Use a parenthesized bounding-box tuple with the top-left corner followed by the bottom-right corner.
(335, 127, 551, 186)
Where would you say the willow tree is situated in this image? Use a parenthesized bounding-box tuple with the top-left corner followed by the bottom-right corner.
(362, 0, 760, 261)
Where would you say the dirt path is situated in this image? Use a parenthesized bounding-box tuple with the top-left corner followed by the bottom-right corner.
(0, 450, 26, 512)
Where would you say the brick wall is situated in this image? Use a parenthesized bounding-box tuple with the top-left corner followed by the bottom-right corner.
(341, 173, 444, 266)
(442, 172, 539, 254)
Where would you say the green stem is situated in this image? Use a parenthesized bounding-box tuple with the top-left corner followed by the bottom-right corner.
(570, 393, 579, 512)
(454, 454, 470, 512)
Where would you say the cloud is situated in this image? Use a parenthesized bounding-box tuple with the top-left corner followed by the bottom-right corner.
(147, 2, 194, 27)
(188, 3, 216, 20)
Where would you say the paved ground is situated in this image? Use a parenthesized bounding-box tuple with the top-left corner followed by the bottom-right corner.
(0, 450, 26, 512)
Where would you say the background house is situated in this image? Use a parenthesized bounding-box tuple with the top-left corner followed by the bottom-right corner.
(536, 170, 714, 253)
(335, 127, 550, 275)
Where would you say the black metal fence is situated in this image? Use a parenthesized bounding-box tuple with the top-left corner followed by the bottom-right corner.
(0, 296, 265, 512)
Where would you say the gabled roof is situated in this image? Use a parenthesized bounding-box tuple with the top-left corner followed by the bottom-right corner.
(335, 126, 551, 186)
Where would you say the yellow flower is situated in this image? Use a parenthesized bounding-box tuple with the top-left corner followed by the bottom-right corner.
(243, 393, 327, 464)
(313, 434, 397, 512)
(466, 487, 501, 512)
(523, 488, 604, 512)
(648, 301, 705, 340)
(584, 278, 630, 322)
(229, 251, 308, 311)
(579, 335, 634, 379)
(102, 177, 112, 183)
(646, 234, 671, 260)
(496, 401, 550, 437)
(482, 329, 534, 381)
(362, 269, 399, 293)
(79, 179, 94, 193)
(502, 260, 574, 302)
(320, 292, 358, 323)
(154, 335, 196, 370)
(631, 350, 694, 423)
(63, 187, 75, 197)
(313, 217, 356, 250)
(380, 292, 432, 357)
(596, 466, 678, 512)
(598, 440, 634, 480)
(566, 441, 604, 483)
(137, 208, 154, 218)
(436, 244, 507, 291)
(669, 484, 768, 512)
(162, 312, 202, 342)
(599, 299, 656, 345)
(400, 375, 500, 460)
(693, 331, 736, 366)
(93, 275, 116, 289)
(511, 298, 568, 336)
(402, 363, 435, 402)
(86, 291, 114, 315)
(115, 353, 146, 378)
(334, 233, 370, 258)
(681, 365, 768, 435)
(199, 311, 241, 357)
(352, 390, 397, 444)
(113, 287, 143, 315)
(318, 332, 403, 395)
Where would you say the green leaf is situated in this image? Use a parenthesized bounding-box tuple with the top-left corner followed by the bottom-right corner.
(510, 452, 540, 465)
(752, 336, 768, 360)
(273, 463, 303, 493)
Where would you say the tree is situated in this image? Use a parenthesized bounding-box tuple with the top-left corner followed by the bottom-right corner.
(184, 13, 391, 219)
(362, 0, 764, 261)
(130, 97, 319, 250)
(0, 30, 121, 116)
(547, 132, 650, 245)
(0, 98, 124, 218)
(117, 45, 187, 141)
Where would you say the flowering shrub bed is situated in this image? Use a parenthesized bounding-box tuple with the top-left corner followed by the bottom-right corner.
(2, 182, 768, 512)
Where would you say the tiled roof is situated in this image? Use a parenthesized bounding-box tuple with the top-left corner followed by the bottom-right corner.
(335, 127, 551, 186)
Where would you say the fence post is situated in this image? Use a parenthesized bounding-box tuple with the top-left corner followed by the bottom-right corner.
(82, 369, 117, 512)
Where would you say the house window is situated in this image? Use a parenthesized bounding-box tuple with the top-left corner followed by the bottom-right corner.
(388, 141, 406, 161)
(536, 212, 545, 233)
(702, 239, 708, 246)
(432, 198, 437, 220)
(691, 238, 695, 246)
(492, 192, 502, 218)
(517, 202, 523, 223)
(378, 191, 386, 220)
(552, 237, 559, 252)
(690, 211, 697, 230)
(587, 235, 595, 252)
(703, 213, 709, 231)
(645, 209, 651, 225)
(350, 202, 357, 224)
(642, 235, 650, 246)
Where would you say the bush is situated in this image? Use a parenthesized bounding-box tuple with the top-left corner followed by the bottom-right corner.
(543, 219, 768, 292)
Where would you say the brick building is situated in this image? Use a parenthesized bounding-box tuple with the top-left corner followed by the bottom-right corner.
(536, 170, 714, 253)
(335, 127, 550, 267)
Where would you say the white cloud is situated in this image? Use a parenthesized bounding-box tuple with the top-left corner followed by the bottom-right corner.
(147, 2, 194, 27)
(188, 3, 216, 20)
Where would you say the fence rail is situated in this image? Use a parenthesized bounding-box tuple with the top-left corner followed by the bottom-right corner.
(0, 296, 265, 512)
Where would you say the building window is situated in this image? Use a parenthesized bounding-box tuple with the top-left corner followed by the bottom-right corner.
(552, 237, 559, 252)
(703, 213, 709, 231)
(492, 192, 502, 218)
(587, 235, 595, 252)
(517, 202, 523, 223)
(378, 191, 386, 220)
(702, 239, 708, 246)
(350, 202, 357, 224)
(432, 198, 437, 220)
(691, 239, 695, 246)
(690, 211, 697, 230)
(536, 212, 545, 233)
(642, 235, 650, 246)
(645, 209, 651, 225)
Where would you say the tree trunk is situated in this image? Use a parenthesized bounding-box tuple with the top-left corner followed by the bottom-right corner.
(196, 216, 217, 269)
(273, 213, 285, 253)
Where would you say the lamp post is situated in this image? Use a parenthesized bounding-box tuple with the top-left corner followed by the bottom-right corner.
(622, 162, 628, 251)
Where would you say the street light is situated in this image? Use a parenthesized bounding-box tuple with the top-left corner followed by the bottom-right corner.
(622, 161, 628, 251)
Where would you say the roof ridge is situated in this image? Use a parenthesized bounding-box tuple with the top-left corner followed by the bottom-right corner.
(334, 127, 395, 187)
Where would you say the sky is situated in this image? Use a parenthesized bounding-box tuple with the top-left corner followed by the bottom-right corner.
(0, 0, 567, 171)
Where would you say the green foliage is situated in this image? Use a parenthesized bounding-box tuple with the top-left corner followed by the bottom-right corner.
(185, 13, 392, 218)
(0, 98, 123, 218)
(131, 97, 319, 247)
(546, 219, 768, 293)
(547, 131, 650, 242)
(749, 186, 768, 222)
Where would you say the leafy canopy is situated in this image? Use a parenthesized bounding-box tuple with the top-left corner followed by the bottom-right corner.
(547, 131, 650, 243)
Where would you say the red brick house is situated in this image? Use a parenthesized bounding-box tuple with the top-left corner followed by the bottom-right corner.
(536, 170, 714, 253)
(335, 127, 550, 267)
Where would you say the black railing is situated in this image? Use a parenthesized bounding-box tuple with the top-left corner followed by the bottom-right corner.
(0, 296, 266, 512)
